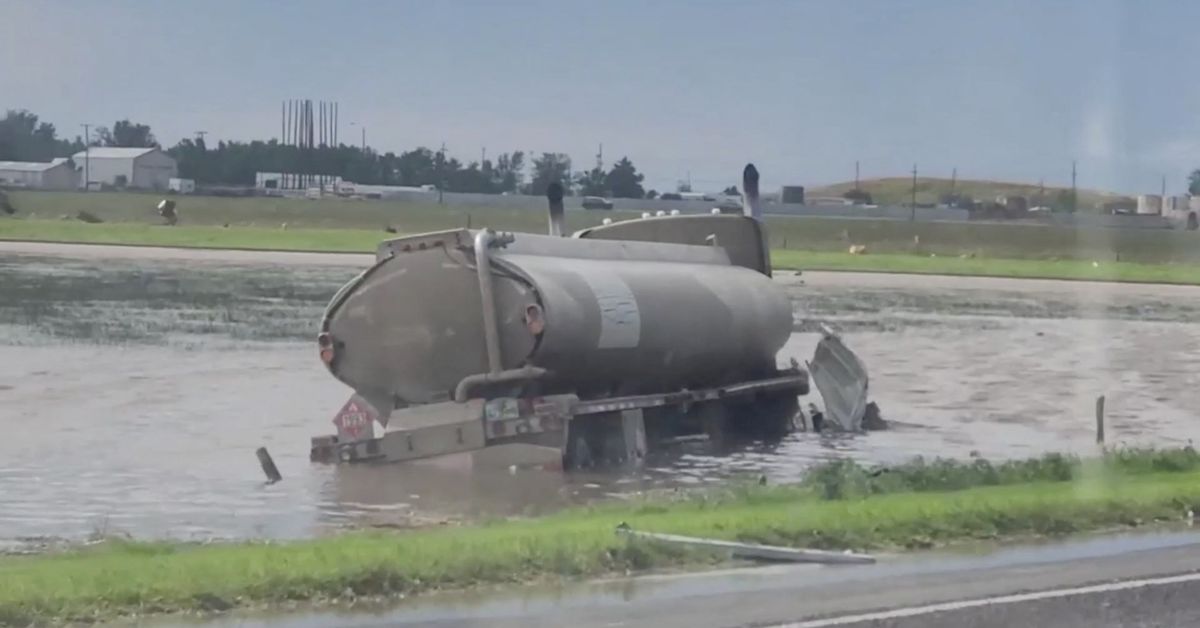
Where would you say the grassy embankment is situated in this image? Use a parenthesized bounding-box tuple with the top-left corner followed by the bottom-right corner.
(5, 190, 1200, 283)
(4, 448, 1200, 625)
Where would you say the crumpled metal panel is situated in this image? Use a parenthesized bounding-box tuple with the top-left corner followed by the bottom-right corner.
(808, 327, 870, 431)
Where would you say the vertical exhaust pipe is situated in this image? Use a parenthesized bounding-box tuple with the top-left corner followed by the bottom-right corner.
(546, 181, 565, 236)
(742, 163, 762, 220)
(742, 163, 772, 276)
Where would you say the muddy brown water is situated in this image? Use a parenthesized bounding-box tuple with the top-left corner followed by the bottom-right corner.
(3, 243, 1200, 544)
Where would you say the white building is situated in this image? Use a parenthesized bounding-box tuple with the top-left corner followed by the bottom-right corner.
(168, 177, 196, 194)
(0, 158, 79, 190)
(71, 147, 178, 190)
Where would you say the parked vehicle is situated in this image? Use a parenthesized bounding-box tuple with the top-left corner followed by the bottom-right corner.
(582, 196, 614, 210)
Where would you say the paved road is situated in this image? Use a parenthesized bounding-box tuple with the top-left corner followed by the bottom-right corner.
(152, 530, 1200, 628)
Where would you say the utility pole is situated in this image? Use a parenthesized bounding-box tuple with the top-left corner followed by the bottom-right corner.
(195, 130, 208, 149)
(951, 167, 957, 197)
(481, 146, 486, 165)
(438, 141, 447, 204)
(1162, 174, 1167, 198)
(1071, 160, 1078, 212)
(81, 123, 91, 191)
(854, 160, 860, 191)
(910, 163, 918, 221)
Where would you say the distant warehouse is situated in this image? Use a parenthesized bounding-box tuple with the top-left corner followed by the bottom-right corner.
(0, 158, 79, 190)
(71, 147, 177, 190)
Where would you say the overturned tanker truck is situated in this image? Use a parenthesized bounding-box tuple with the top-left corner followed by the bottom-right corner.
(311, 164, 870, 468)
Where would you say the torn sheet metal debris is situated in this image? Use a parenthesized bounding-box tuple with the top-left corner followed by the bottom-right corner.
(808, 325, 871, 431)
(615, 523, 875, 565)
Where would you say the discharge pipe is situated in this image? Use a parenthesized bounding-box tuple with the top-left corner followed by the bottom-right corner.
(546, 181, 565, 236)
(454, 365, 550, 402)
(474, 228, 510, 373)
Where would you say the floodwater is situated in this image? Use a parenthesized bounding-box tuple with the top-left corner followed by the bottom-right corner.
(4, 243, 1200, 544)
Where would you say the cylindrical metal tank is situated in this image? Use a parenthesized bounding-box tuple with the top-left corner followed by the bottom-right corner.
(1137, 194, 1162, 215)
(322, 228, 793, 415)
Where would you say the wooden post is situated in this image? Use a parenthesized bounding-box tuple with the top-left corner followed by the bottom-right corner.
(1095, 395, 1106, 445)
(257, 447, 283, 484)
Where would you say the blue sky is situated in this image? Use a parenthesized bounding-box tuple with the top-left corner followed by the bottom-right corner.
(3, 0, 1198, 193)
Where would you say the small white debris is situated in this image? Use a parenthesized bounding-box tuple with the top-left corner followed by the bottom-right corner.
(1092, 261, 1099, 268)
(655, 210, 666, 217)
(711, 208, 721, 215)
(670, 209, 681, 216)
(602, 218, 613, 225)
(641, 212, 652, 219)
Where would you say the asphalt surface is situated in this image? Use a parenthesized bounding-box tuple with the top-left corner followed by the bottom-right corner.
(143, 530, 1200, 628)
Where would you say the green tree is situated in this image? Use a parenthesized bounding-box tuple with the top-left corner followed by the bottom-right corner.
(575, 166, 607, 196)
(645, 189, 658, 199)
(492, 151, 525, 193)
(527, 152, 571, 196)
(722, 185, 740, 196)
(605, 157, 645, 198)
(96, 120, 157, 148)
(0, 110, 82, 161)
(1189, 169, 1200, 196)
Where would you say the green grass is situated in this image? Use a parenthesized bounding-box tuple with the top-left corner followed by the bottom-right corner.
(5, 189, 631, 234)
(7, 219, 1200, 285)
(8, 188, 1200, 283)
(771, 250, 1200, 284)
(808, 176, 1130, 209)
(4, 448, 1200, 625)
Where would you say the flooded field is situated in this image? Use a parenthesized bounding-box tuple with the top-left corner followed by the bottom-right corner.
(4, 243, 1200, 544)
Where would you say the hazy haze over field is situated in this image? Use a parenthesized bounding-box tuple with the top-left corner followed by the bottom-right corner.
(2, 0, 1198, 194)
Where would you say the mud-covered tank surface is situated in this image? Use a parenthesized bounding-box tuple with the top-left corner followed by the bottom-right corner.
(4, 244, 1200, 544)
(324, 244, 515, 407)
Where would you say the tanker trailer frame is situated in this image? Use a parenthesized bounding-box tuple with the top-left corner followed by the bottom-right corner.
(311, 165, 828, 468)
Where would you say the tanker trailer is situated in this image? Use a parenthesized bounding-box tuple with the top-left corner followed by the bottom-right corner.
(312, 165, 815, 467)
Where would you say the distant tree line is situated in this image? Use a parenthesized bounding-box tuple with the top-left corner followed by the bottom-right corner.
(0, 109, 658, 198)
(0, 110, 85, 163)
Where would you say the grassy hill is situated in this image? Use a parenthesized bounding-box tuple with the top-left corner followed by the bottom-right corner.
(807, 177, 1133, 210)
